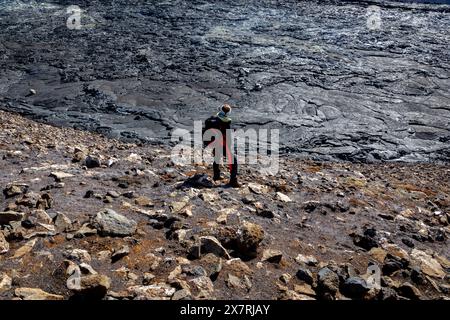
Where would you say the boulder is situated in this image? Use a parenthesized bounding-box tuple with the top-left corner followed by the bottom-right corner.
(381, 243, 410, 261)
(361, 264, 382, 291)
(0, 231, 9, 254)
(111, 245, 130, 262)
(256, 209, 275, 219)
(226, 273, 252, 291)
(171, 288, 191, 300)
(351, 232, 378, 251)
(276, 192, 292, 202)
(50, 171, 74, 182)
(72, 150, 87, 163)
(69, 274, 111, 299)
(12, 238, 37, 259)
(142, 273, 156, 285)
(15, 192, 40, 208)
(189, 276, 215, 298)
(3, 184, 28, 198)
(135, 196, 154, 207)
(128, 283, 175, 300)
(92, 209, 137, 237)
(293, 283, 316, 297)
(85, 155, 101, 168)
(397, 282, 422, 300)
(368, 247, 387, 263)
(236, 221, 264, 258)
(106, 190, 121, 199)
(296, 266, 314, 285)
(190, 236, 231, 259)
(382, 258, 404, 276)
(279, 290, 316, 300)
(74, 224, 97, 238)
(341, 277, 370, 298)
(261, 249, 283, 263)
(199, 191, 220, 203)
(0, 211, 24, 225)
(317, 267, 340, 298)
(181, 264, 207, 277)
(295, 254, 318, 266)
(36, 193, 53, 210)
(224, 258, 253, 275)
(279, 273, 292, 284)
(54, 212, 72, 232)
(199, 253, 223, 279)
(0, 273, 12, 293)
(248, 183, 269, 194)
(410, 249, 445, 278)
(302, 200, 322, 213)
(169, 197, 190, 214)
(15, 288, 64, 300)
(380, 287, 399, 300)
(64, 249, 91, 263)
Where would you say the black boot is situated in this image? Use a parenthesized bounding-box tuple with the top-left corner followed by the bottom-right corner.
(228, 177, 240, 188)
(213, 163, 221, 181)
(227, 157, 239, 187)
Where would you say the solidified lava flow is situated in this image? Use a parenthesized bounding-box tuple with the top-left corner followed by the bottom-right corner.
(0, 0, 449, 162)
(0, 1, 450, 302)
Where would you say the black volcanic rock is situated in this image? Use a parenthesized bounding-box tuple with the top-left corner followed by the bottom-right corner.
(0, 0, 449, 162)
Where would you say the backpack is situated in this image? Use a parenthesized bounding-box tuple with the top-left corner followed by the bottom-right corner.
(203, 116, 221, 147)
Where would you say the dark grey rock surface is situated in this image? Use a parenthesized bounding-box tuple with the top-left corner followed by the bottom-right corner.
(0, 0, 449, 162)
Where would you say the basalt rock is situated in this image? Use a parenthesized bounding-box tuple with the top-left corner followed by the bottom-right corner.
(91, 209, 137, 237)
(341, 277, 370, 299)
(3, 184, 28, 198)
(85, 155, 101, 168)
(235, 221, 264, 259)
(0, 1, 449, 163)
(69, 274, 111, 299)
(317, 267, 340, 299)
(0, 211, 24, 225)
(296, 266, 314, 285)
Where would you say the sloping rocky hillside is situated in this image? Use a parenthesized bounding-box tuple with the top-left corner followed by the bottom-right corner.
(0, 111, 448, 300)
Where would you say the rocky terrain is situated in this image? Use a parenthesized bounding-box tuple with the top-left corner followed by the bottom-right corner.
(0, 0, 449, 162)
(0, 110, 448, 300)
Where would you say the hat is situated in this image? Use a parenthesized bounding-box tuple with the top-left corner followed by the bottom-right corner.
(217, 104, 232, 122)
(221, 104, 231, 114)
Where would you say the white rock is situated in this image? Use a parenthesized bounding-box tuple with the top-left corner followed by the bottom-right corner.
(295, 254, 318, 266)
(11, 238, 37, 259)
(411, 249, 445, 278)
(127, 283, 175, 299)
(381, 243, 409, 261)
(66, 249, 92, 263)
(262, 249, 283, 263)
(199, 191, 220, 203)
(54, 212, 72, 232)
(0, 273, 12, 293)
(247, 183, 269, 194)
(50, 171, 74, 181)
(169, 196, 190, 214)
(276, 192, 292, 202)
(15, 288, 64, 300)
(189, 276, 214, 295)
(0, 231, 9, 254)
(126, 153, 142, 163)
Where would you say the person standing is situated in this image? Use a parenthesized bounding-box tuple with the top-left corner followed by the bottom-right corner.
(203, 104, 239, 187)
